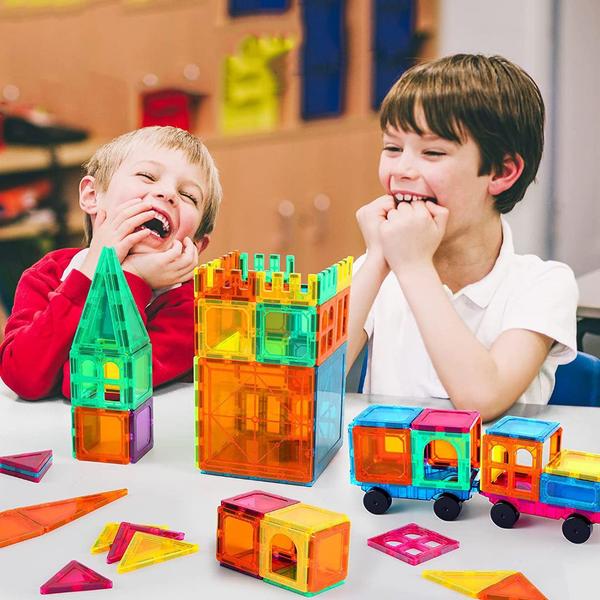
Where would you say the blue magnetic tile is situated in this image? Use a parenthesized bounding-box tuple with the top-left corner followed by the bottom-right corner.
(487, 416, 560, 442)
(314, 343, 346, 479)
(351, 405, 423, 429)
(540, 472, 600, 513)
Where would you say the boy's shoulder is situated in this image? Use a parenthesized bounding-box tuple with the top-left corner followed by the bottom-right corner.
(506, 251, 576, 289)
(24, 248, 82, 279)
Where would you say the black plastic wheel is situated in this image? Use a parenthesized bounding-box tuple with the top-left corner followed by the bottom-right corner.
(490, 501, 520, 529)
(562, 514, 593, 544)
(363, 488, 392, 515)
(433, 493, 463, 521)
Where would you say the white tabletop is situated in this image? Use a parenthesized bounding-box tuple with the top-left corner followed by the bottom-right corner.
(0, 380, 598, 600)
(577, 268, 600, 319)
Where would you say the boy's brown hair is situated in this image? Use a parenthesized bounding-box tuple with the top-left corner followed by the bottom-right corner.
(380, 54, 545, 213)
(82, 126, 222, 243)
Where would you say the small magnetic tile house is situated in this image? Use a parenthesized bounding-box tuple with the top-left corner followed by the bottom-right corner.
(70, 247, 154, 464)
(217, 490, 350, 596)
(194, 251, 352, 485)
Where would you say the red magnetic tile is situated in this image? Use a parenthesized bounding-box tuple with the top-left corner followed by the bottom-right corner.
(221, 490, 299, 516)
(0, 449, 52, 472)
(106, 522, 185, 564)
(411, 408, 480, 433)
(40, 560, 112, 594)
(367, 523, 459, 566)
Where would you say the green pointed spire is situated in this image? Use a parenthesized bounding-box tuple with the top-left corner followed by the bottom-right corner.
(70, 247, 152, 410)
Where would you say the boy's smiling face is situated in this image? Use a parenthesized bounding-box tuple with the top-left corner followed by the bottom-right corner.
(93, 145, 206, 254)
(379, 113, 498, 240)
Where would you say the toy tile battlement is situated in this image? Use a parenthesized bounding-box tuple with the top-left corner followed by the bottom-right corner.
(195, 251, 353, 307)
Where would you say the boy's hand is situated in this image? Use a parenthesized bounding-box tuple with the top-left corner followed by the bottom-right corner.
(79, 198, 156, 279)
(355, 195, 396, 265)
(122, 237, 199, 289)
(380, 200, 449, 274)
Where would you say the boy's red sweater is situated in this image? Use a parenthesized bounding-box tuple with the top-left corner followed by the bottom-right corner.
(0, 248, 195, 400)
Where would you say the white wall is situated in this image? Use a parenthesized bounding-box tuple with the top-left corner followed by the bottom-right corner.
(554, 0, 600, 275)
(439, 0, 554, 258)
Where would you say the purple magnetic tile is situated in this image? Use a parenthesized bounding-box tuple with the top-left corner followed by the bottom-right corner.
(367, 523, 459, 566)
(130, 397, 153, 463)
(40, 560, 112, 594)
(221, 490, 299, 516)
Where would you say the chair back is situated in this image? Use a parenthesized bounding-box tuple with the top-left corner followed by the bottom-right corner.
(549, 351, 600, 407)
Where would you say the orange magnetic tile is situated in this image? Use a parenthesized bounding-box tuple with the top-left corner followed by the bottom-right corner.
(351, 426, 412, 485)
(197, 359, 315, 483)
(478, 572, 548, 600)
(217, 506, 261, 576)
(18, 489, 129, 532)
(0, 489, 128, 548)
(0, 510, 45, 548)
(73, 406, 130, 464)
(316, 288, 349, 366)
(480, 434, 542, 501)
(307, 521, 350, 593)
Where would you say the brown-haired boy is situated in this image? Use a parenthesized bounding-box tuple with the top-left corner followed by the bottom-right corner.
(0, 126, 222, 400)
(348, 54, 577, 421)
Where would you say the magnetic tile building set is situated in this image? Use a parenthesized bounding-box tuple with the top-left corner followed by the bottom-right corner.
(194, 251, 352, 485)
(217, 490, 350, 596)
(70, 247, 154, 464)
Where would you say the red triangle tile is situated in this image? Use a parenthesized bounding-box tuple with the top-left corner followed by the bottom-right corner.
(479, 572, 548, 600)
(0, 450, 52, 472)
(40, 560, 112, 594)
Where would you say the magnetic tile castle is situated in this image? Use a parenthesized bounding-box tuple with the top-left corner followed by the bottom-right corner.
(217, 490, 350, 596)
(194, 251, 352, 485)
(70, 247, 154, 464)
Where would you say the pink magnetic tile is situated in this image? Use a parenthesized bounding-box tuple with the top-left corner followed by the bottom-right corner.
(411, 408, 479, 433)
(221, 490, 299, 516)
(40, 560, 112, 594)
(106, 522, 185, 564)
(0, 450, 52, 472)
(367, 523, 459, 566)
(0, 459, 52, 482)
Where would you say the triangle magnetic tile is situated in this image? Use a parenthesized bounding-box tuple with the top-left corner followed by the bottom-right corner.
(91, 522, 121, 554)
(0, 449, 53, 472)
(422, 571, 518, 598)
(0, 457, 52, 482)
(478, 572, 548, 600)
(40, 560, 112, 594)
(0, 489, 127, 548)
(107, 522, 185, 564)
(117, 532, 198, 574)
(17, 488, 128, 532)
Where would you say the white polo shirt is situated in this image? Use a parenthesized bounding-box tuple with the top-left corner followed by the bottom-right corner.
(356, 217, 578, 405)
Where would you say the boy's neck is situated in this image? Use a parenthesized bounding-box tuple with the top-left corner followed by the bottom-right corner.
(433, 215, 503, 294)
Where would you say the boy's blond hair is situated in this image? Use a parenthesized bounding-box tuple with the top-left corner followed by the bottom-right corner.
(82, 126, 222, 243)
(380, 54, 545, 214)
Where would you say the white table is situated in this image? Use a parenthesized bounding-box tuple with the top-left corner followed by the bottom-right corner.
(1, 381, 598, 599)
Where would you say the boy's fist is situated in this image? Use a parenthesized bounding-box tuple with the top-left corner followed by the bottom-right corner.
(355, 195, 396, 262)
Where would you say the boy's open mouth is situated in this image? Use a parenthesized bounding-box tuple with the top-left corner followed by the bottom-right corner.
(393, 193, 437, 205)
(140, 212, 171, 239)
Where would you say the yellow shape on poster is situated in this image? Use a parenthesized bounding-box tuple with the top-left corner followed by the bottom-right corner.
(117, 532, 198, 573)
(221, 35, 294, 135)
(422, 571, 518, 598)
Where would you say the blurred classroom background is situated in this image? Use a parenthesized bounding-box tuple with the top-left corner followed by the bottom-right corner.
(0, 0, 598, 353)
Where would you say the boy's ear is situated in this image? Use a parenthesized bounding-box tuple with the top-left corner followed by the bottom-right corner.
(488, 153, 525, 196)
(194, 235, 210, 255)
(79, 176, 99, 215)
